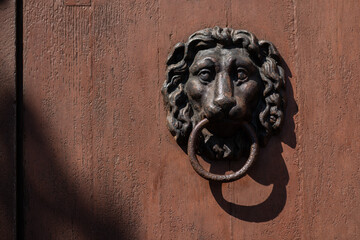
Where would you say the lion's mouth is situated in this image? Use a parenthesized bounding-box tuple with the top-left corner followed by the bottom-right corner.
(203, 119, 243, 138)
(198, 118, 251, 160)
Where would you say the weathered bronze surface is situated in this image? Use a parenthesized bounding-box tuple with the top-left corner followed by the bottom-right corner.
(162, 27, 285, 181)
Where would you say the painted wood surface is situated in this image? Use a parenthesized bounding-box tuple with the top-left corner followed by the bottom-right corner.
(22, 0, 360, 239)
(0, 0, 16, 239)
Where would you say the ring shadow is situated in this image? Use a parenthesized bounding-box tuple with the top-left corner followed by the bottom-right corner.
(207, 57, 297, 222)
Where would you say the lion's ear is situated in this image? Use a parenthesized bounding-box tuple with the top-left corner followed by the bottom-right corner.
(259, 40, 280, 62)
(167, 43, 185, 66)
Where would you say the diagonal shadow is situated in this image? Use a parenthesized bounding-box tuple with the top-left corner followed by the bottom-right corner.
(22, 103, 138, 239)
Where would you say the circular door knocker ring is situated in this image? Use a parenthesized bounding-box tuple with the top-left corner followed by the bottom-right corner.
(188, 118, 259, 183)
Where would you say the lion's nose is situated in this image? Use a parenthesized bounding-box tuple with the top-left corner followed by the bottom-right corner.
(214, 95, 236, 111)
(213, 72, 236, 112)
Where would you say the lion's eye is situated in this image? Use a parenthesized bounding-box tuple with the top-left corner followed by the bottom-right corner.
(198, 69, 212, 82)
(236, 68, 248, 83)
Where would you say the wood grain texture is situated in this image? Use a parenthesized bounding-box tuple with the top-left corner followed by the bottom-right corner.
(0, 0, 16, 239)
(64, 0, 91, 6)
(296, 1, 360, 239)
(22, 0, 360, 239)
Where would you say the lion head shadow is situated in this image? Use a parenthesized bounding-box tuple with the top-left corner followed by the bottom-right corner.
(209, 56, 296, 222)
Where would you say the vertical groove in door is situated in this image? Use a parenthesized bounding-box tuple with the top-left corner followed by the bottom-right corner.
(15, 0, 24, 239)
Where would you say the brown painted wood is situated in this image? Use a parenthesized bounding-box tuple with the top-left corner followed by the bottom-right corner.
(22, 0, 360, 239)
(296, 1, 360, 239)
(0, 0, 16, 239)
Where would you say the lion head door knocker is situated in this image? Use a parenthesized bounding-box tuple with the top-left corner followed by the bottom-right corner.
(162, 27, 285, 182)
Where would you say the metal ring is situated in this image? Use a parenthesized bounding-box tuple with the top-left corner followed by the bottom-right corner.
(188, 118, 259, 183)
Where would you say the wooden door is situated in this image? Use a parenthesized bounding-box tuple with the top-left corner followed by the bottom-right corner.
(0, 0, 16, 239)
(19, 0, 360, 239)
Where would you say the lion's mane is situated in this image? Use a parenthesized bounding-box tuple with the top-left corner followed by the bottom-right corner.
(162, 27, 285, 147)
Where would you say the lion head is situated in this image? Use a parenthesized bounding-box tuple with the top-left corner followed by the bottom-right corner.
(162, 27, 285, 160)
